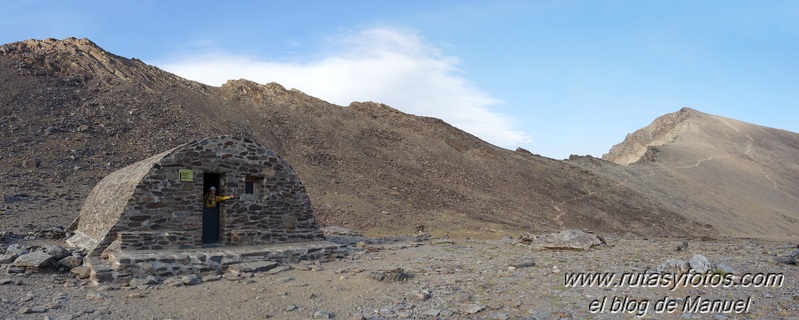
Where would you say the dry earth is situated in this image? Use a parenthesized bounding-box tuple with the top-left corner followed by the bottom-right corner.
(2, 233, 798, 320)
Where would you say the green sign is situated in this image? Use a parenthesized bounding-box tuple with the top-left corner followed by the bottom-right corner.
(179, 169, 193, 182)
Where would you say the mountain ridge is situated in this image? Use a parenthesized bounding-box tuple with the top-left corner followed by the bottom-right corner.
(588, 107, 799, 239)
(603, 107, 697, 165)
(3, 37, 797, 240)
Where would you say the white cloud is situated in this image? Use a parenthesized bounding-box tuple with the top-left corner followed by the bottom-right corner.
(156, 27, 532, 148)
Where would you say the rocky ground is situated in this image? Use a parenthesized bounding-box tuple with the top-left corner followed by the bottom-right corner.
(1, 230, 798, 320)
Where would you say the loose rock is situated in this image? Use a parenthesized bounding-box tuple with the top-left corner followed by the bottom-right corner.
(85, 292, 108, 300)
(70, 266, 91, 279)
(266, 265, 292, 275)
(657, 258, 689, 274)
(527, 230, 605, 250)
(5, 244, 28, 256)
(130, 275, 160, 287)
(714, 262, 736, 274)
(58, 256, 83, 268)
(509, 259, 536, 268)
(421, 309, 440, 316)
(7, 266, 26, 274)
(20, 306, 48, 314)
(43, 244, 71, 260)
(688, 254, 711, 273)
(406, 289, 432, 302)
(367, 268, 413, 282)
(460, 303, 485, 314)
(182, 275, 202, 285)
(313, 310, 333, 319)
(0, 253, 18, 264)
(201, 274, 222, 282)
(12, 251, 54, 268)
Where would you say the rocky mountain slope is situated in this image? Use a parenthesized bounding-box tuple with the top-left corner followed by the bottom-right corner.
(0, 37, 706, 239)
(591, 108, 799, 239)
(3, 37, 796, 240)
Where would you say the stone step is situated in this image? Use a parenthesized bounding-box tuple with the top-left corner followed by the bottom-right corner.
(91, 241, 343, 283)
(226, 261, 278, 273)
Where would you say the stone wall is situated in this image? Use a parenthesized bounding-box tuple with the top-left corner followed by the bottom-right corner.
(78, 150, 172, 244)
(73, 136, 325, 256)
(74, 149, 175, 252)
(88, 241, 343, 284)
(119, 231, 196, 250)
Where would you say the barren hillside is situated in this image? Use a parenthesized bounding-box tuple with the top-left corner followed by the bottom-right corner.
(590, 108, 799, 239)
(0, 37, 707, 238)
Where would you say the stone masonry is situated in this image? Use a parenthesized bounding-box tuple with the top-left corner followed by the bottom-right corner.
(67, 136, 330, 283)
(87, 241, 343, 284)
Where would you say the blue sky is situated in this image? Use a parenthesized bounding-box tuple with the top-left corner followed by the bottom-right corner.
(2, 1, 797, 159)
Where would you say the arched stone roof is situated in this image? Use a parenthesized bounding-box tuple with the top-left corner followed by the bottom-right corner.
(68, 136, 324, 256)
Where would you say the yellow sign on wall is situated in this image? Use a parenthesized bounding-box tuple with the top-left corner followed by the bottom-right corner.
(179, 169, 194, 182)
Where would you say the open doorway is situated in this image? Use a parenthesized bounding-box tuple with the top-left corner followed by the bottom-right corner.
(202, 172, 221, 244)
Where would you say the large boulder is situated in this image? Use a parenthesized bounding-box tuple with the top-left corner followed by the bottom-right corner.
(12, 251, 54, 268)
(688, 254, 711, 273)
(657, 255, 736, 275)
(528, 230, 606, 250)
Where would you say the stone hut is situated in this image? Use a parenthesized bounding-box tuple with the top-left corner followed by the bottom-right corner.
(67, 136, 334, 283)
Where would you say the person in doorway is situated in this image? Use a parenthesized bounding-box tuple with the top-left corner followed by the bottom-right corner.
(204, 186, 236, 208)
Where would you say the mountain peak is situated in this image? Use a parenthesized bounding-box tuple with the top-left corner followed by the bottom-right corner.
(602, 108, 699, 165)
(0, 37, 191, 90)
(598, 106, 799, 238)
(1, 37, 106, 57)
